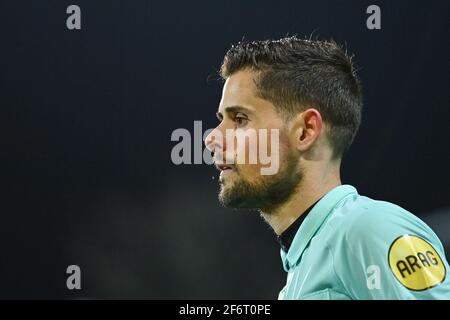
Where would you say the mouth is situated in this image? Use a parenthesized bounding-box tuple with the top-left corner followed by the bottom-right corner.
(215, 163, 234, 172)
(214, 163, 236, 181)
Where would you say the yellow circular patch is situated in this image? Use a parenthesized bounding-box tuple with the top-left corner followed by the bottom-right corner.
(388, 235, 446, 291)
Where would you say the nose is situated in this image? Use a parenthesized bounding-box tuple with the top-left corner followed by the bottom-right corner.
(205, 126, 225, 154)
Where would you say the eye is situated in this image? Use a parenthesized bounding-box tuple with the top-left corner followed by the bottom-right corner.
(233, 113, 249, 127)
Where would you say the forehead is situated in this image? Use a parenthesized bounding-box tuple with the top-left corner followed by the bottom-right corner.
(222, 69, 257, 98)
(219, 69, 272, 114)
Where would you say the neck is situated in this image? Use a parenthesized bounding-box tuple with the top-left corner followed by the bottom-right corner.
(260, 161, 342, 235)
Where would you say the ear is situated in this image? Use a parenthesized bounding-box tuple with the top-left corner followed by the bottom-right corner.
(290, 108, 323, 152)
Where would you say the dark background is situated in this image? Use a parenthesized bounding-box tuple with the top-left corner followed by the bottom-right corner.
(1, 0, 449, 299)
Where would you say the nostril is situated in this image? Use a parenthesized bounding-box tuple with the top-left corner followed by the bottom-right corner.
(204, 138, 212, 151)
(205, 141, 215, 153)
(204, 127, 226, 153)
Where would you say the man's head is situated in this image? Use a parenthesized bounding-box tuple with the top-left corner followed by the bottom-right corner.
(205, 36, 363, 211)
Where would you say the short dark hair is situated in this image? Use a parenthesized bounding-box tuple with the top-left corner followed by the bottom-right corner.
(220, 36, 363, 159)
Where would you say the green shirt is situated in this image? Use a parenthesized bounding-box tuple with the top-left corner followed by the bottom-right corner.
(278, 185, 450, 300)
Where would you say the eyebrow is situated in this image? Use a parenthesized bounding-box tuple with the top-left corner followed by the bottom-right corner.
(216, 105, 253, 121)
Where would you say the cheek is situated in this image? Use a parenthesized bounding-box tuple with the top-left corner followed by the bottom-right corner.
(233, 129, 290, 179)
(233, 130, 261, 166)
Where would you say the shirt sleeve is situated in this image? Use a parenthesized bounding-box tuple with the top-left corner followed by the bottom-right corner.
(332, 201, 450, 300)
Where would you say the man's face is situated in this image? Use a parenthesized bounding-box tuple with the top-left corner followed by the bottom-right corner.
(205, 69, 303, 211)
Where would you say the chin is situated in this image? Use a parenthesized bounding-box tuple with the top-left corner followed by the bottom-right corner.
(219, 185, 243, 208)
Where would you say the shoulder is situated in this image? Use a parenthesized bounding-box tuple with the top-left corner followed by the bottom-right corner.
(325, 192, 425, 236)
(352, 197, 434, 239)
(326, 193, 444, 254)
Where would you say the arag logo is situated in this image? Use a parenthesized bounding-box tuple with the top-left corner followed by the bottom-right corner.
(388, 235, 446, 291)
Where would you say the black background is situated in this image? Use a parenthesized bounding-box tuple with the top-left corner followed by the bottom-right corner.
(1, 0, 449, 299)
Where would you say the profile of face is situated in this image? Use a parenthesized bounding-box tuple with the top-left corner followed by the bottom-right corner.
(205, 69, 304, 211)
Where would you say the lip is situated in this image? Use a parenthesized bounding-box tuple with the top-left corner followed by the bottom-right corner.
(215, 163, 234, 172)
(215, 163, 236, 181)
(219, 167, 235, 181)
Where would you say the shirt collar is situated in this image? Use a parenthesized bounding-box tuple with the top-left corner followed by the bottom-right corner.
(280, 184, 358, 272)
